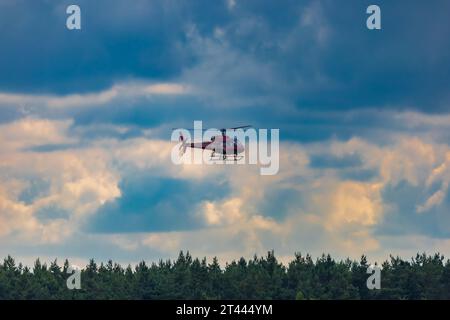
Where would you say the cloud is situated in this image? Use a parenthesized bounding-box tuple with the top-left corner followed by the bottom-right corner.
(2, 1, 449, 111)
(0, 82, 190, 109)
(0, 118, 121, 243)
(417, 151, 450, 213)
(0, 118, 74, 152)
(3, 109, 450, 266)
(226, 0, 236, 10)
(87, 175, 229, 233)
(417, 187, 448, 214)
(325, 181, 383, 230)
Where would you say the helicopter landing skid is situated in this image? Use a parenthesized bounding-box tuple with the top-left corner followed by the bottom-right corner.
(209, 154, 243, 162)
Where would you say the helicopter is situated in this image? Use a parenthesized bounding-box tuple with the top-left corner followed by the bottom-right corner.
(176, 125, 251, 161)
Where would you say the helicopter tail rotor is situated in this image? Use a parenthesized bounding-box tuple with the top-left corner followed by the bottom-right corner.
(179, 132, 187, 156)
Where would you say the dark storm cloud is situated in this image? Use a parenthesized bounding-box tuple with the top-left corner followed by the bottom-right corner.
(0, 0, 448, 112)
(0, 0, 197, 94)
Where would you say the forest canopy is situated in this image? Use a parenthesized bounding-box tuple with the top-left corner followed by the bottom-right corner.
(1, 251, 449, 300)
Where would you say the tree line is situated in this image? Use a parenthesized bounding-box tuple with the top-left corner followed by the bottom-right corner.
(0, 251, 449, 299)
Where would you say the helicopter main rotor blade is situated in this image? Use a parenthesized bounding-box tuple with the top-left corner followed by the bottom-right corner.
(171, 125, 252, 131)
(172, 128, 210, 131)
(228, 125, 252, 130)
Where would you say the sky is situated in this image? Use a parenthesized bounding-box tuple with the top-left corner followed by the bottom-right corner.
(1, 0, 450, 267)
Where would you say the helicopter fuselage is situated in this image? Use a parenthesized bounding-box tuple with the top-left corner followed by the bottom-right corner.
(188, 135, 244, 155)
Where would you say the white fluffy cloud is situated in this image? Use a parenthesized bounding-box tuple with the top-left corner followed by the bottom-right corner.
(0, 118, 121, 243)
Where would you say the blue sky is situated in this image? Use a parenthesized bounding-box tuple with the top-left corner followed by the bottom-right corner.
(1, 0, 450, 266)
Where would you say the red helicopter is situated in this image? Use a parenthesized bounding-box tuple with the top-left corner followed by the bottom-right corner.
(177, 125, 251, 161)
